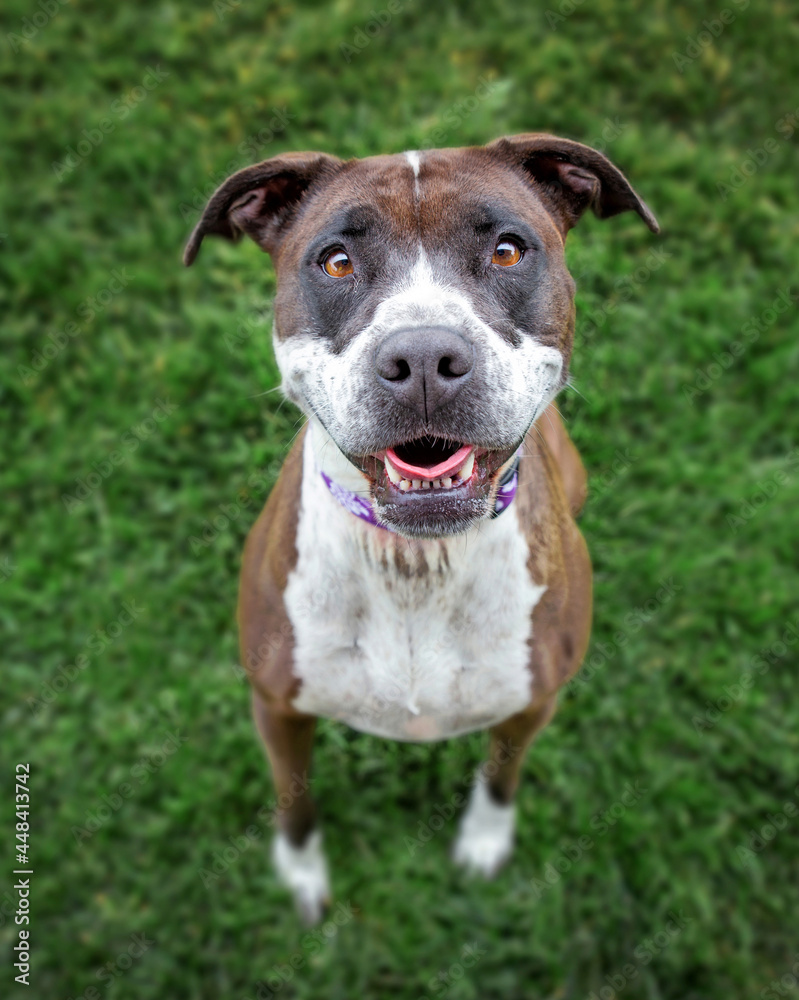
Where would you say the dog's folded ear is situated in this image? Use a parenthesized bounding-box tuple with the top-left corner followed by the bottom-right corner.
(183, 152, 344, 266)
(487, 133, 659, 238)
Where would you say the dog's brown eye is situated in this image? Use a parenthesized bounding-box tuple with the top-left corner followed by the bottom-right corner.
(492, 239, 522, 267)
(322, 250, 354, 277)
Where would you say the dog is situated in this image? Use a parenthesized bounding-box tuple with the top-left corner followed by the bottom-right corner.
(184, 133, 659, 922)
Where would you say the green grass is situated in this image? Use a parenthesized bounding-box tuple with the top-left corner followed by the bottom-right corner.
(2, 1, 798, 997)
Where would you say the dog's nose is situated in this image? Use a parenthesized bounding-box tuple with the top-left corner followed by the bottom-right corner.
(374, 327, 475, 421)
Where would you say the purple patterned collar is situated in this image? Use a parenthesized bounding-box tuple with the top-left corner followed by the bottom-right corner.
(320, 454, 520, 532)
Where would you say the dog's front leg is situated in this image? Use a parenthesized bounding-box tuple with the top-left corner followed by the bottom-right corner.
(453, 697, 557, 877)
(251, 692, 330, 924)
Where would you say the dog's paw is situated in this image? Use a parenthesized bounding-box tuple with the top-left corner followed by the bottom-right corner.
(272, 830, 331, 925)
(452, 778, 516, 878)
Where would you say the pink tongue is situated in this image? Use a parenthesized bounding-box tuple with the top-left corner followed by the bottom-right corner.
(384, 444, 473, 480)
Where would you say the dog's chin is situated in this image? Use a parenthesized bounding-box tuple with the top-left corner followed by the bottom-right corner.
(351, 438, 521, 539)
(372, 490, 492, 539)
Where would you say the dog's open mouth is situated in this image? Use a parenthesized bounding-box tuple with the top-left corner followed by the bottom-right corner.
(384, 438, 475, 491)
(353, 436, 520, 537)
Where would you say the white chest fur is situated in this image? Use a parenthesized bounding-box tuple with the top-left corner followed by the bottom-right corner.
(284, 428, 546, 741)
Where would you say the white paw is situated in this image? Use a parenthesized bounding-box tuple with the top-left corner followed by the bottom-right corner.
(272, 830, 331, 924)
(452, 778, 516, 878)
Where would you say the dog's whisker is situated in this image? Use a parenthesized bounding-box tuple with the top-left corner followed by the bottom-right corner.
(246, 385, 284, 399)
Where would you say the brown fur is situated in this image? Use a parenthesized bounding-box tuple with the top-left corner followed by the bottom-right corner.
(184, 135, 658, 883)
(237, 403, 591, 829)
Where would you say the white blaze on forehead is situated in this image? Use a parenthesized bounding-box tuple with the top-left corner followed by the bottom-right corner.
(404, 149, 422, 196)
(404, 149, 422, 176)
(393, 246, 449, 310)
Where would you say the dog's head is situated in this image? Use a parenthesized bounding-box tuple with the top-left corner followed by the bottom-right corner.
(186, 134, 658, 537)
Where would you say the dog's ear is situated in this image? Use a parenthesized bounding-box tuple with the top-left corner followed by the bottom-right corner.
(183, 151, 344, 266)
(487, 133, 659, 238)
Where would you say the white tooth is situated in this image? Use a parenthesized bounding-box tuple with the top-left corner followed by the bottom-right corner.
(421, 480, 431, 489)
(399, 479, 412, 492)
(441, 477, 452, 489)
(412, 479, 421, 490)
(385, 455, 401, 484)
(458, 451, 475, 482)
(431, 479, 441, 489)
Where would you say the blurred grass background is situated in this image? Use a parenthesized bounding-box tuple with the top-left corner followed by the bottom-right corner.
(2, 1, 798, 997)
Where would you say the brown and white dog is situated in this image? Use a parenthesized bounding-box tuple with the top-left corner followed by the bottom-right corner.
(184, 134, 658, 922)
